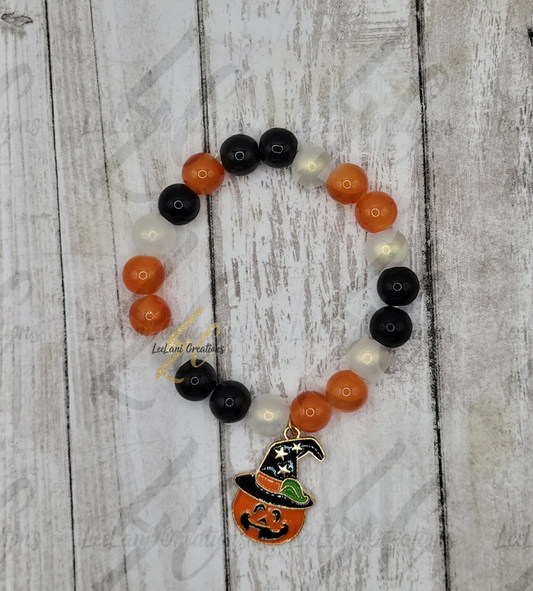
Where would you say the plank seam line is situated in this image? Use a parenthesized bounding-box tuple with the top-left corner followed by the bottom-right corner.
(195, 0, 232, 589)
(87, 0, 124, 341)
(43, 1, 77, 588)
(86, 0, 130, 588)
(415, 1, 451, 589)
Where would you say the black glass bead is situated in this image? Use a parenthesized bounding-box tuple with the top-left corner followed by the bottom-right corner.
(220, 134, 260, 176)
(258, 127, 298, 168)
(209, 380, 251, 423)
(175, 359, 217, 401)
(370, 306, 413, 348)
(377, 267, 420, 306)
(158, 183, 200, 226)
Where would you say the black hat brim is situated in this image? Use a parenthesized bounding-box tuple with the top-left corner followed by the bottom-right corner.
(234, 473, 314, 509)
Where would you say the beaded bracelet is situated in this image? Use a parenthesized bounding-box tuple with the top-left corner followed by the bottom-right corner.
(122, 127, 420, 545)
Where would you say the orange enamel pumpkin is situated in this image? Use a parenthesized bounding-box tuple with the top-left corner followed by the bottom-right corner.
(233, 490, 306, 545)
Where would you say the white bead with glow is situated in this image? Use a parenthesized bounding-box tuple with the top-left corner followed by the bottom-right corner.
(365, 228, 408, 270)
(292, 145, 335, 187)
(247, 394, 290, 437)
(132, 213, 176, 256)
(345, 335, 390, 381)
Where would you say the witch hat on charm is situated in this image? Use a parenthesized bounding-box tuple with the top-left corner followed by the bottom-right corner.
(233, 426, 325, 545)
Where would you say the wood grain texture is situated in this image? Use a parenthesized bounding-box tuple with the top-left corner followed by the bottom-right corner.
(422, 0, 533, 589)
(202, 0, 444, 589)
(1, 0, 532, 589)
(43, 0, 225, 589)
(0, 1, 74, 589)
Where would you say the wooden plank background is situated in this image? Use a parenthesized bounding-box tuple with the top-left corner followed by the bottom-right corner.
(0, 0, 531, 589)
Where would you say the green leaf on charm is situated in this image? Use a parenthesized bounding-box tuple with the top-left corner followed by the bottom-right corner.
(280, 478, 309, 503)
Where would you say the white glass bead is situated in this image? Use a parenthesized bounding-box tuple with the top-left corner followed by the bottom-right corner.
(132, 214, 176, 256)
(247, 394, 290, 437)
(292, 146, 335, 188)
(346, 335, 390, 381)
(365, 229, 408, 270)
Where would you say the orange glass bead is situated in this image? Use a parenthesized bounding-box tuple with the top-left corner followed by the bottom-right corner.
(325, 370, 368, 413)
(326, 163, 368, 204)
(290, 391, 332, 433)
(129, 295, 171, 336)
(355, 191, 398, 233)
(182, 153, 225, 195)
(123, 256, 165, 295)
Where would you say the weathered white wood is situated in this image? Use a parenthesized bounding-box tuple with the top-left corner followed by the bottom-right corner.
(203, 0, 444, 589)
(44, 0, 225, 589)
(0, 2, 74, 589)
(5, 0, 533, 589)
(422, 0, 533, 589)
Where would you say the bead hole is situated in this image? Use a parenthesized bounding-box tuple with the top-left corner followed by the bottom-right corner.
(225, 398, 235, 407)
(234, 151, 245, 161)
(386, 323, 395, 332)
(272, 144, 284, 154)
(174, 200, 184, 210)
(191, 376, 200, 386)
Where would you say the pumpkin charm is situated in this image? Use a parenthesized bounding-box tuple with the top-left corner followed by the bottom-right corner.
(232, 435, 325, 544)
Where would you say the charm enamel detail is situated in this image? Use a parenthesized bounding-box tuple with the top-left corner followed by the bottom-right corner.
(232, 427, 325, 544)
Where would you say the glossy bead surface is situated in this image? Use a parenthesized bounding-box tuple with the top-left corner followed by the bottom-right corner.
(292, 146, 335, 187)
(345, 335, 390, 381)
(129, 294, 171, 336)
(259, 128, 298, 168)
(132, 213, 176, 256)
(182, 152, 225, 195)
(209, 380, 251, 423)
(247, 394, 290, 437)
(326, 163, 368, 204)
(290, 391, 332, 433)
(356, 191, 398, 233)
(123, 256, 165, 295)
(220, 134, 260, 176)
(377, 267, 420, 306)
(325, 370, 368, 413)
(175, 359, 217, 401)
(365, 229, 408, 270)
(158, 184, 200, 226)
(370, 306, 413, 348)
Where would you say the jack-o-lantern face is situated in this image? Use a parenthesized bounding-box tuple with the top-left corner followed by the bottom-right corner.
(233, 490, 306, 544)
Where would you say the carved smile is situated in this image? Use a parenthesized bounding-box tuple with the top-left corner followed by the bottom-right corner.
(240, 512, 290, 540)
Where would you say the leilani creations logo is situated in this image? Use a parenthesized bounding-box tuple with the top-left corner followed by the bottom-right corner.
(154, 305, 222, 384)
